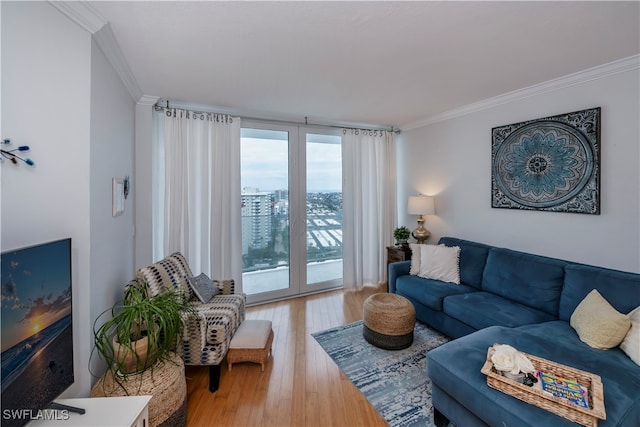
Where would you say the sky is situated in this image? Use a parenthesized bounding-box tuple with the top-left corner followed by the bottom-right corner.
(1, 240, 72, 350)
(241, 136, 342, 193)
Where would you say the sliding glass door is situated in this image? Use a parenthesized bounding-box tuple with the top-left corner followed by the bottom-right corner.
(240, 127, 291, 299)
(240, 123, 342, 304)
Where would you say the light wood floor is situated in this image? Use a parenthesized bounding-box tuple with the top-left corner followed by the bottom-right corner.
(184, 286, 388, 426)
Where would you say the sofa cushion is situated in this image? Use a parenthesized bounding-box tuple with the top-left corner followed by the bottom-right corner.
(443, 292, 556, 330)
(570, 289, 631, 349)
(559, 264, 640, 322)
(136, 252, 194, 299)
(428, 322, 640, 427)
(482, 248, 566, 316)
(438, 237, 492, 289)
(396, 275, 477, 311)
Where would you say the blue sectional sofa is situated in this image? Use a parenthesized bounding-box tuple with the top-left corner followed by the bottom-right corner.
(388, 237, 640, 427)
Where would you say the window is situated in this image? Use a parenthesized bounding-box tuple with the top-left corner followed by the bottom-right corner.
(241, 124, 342, 303)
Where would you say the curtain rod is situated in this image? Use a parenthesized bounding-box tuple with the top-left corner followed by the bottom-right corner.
(154, 99, 400, 134)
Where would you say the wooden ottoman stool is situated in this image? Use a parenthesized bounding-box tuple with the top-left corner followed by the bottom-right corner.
(363, 293, 416, 350)
(227, 319, 274, 371)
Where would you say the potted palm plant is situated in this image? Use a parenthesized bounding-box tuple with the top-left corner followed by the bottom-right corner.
(92, 280, 194, 383)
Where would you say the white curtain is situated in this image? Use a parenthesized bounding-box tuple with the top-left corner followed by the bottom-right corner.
(154, 108, 242, 283)
(342, 129, 397, 290)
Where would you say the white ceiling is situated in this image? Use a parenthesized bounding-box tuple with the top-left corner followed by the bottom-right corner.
(89, 1, 640, 128)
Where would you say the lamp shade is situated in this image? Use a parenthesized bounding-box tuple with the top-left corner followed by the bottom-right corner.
(407, 195, 435, 216)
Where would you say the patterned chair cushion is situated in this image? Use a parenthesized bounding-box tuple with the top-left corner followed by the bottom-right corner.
(215, 279, 237, 296)
(136, 252, 194, 299)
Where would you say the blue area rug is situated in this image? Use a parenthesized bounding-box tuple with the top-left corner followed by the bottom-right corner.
(312, 320, 450, 427)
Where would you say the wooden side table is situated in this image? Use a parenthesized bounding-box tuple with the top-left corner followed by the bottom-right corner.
(385, 245, 412, 290)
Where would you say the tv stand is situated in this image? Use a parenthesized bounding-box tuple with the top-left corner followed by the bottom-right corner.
(48, 401, 85, 415)
(28, 396, 150, 427)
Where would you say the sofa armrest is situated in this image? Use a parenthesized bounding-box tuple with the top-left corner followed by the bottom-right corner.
(182, 293, 246, 348)
(388, 260, 411, 293)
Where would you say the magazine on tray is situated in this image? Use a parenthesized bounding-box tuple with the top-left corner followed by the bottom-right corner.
(538, 371, 589, 409)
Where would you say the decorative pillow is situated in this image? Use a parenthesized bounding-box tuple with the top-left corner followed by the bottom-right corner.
(417, 245, 461, 284)
(620, 306, 640, 365)
(188, 273, 219, 303)
(410, 243, 447, 276)
(570, 289, 631, 350)
(409, 243, 422, 275)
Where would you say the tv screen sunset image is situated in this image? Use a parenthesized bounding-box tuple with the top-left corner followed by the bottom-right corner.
(1, 239, 74, 427)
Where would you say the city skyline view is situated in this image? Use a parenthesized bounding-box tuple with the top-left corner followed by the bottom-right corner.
(240, 129, 343, 297)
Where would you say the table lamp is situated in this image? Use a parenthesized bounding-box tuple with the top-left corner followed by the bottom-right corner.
(407, 195, 435, 243)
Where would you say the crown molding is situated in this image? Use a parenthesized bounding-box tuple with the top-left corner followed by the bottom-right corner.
(93, 23, 143, 101)
(49, 1, 143, 102)
(138, 95, 160, 106)
(401, 54, 640, 131)
(49, 1, 106, 33)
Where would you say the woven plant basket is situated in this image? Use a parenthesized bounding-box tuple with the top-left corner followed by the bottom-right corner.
(91, 352, 186, 427)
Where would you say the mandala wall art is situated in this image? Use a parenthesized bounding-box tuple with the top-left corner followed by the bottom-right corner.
(491, 107, 600, 214)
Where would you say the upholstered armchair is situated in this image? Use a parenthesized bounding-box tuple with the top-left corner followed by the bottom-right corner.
(136, 253, 245, 392)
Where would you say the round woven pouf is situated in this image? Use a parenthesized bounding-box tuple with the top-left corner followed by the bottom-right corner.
(91, 352, 186, 427)
(363, 293, 416, 350)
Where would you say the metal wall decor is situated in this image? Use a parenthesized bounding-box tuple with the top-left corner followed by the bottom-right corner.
(1, 139, 35, 166)
(491, 107, 601, 214)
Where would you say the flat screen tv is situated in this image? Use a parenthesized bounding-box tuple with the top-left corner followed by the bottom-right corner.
(1, 238, 75, 427)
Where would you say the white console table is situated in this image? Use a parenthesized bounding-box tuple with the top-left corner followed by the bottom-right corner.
(28, 396, 151, 427)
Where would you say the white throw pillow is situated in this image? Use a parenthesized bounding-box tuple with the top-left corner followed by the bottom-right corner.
(417, 245, 461, 284)
(410, 243, 447, 276)
(409, 244, 422, 275)
(620, 306, 640, 365)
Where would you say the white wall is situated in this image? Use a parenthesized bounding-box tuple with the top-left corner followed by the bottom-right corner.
(1, 1, 136, 397)
(1, 1, 92, 397)
(89, 35, 135, 379)
(398, 66, 640, 272)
